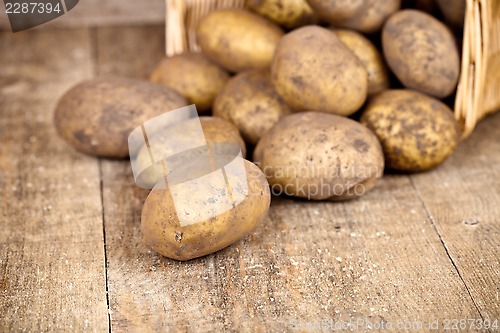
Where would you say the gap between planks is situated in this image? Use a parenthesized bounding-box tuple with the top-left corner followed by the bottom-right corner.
(89, 26, 113, 333)
(99, 159, 113, 333)
(408, 176, 484, 319)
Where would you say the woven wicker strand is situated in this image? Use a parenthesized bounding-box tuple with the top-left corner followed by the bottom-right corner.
(165, 0, 499, 138)
(455, 0, 500, 137)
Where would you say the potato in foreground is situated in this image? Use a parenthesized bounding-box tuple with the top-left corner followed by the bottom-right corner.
(382, 10, 460, 98)
(246, 0, 316, 29)
(254, 112, 384, 200)
(135, 117, 247, 188)
(360, 90, 460, 171)
(335, 29, 390, 96)
(150, 53, 229, 113)
(271, 26, 368, 116)
(54, 77, 187, 158)
(213, 70, 291, 145)
(141, 159, 271, 261)
(196, 9, 284, 72)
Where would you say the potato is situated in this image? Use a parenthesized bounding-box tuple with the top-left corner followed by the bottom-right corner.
(436, 0, 465, 27)
(196, 9, 284, 72)
(134, 116, 247, 188)
(271, 26, 368, 116)
(141, 159, 270, 261)
(150, 53, 229, 113)
(334, 0, 401, 33)
(382, 10, 460, 98)
(253, 112, 384, 200)
(213, 71, 292, 145)
(360, 90, 460, 171)
(197, 117, 247, 156)
(335, 29, 390, 95)
(306, 0, 365, 22)
(246, 0, 316, 29)
(54, 77, 187, 158)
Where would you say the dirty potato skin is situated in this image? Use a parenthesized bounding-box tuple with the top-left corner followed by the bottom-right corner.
(360, 90, 461, 171)
(54, 77, 187, 158)
(213, 71, 292, 145)
(199, 117, 247, 156)
(245, 0, 316, 29)
(135, 116, 247, 188)
(382, 10, 460, 98)
(141, 160, 271, 261)
(306, 0, 365, 22)
(253, 112, 384, 201)
(196, 9, 284, 72)
(150, 53, 229, 113)
(335, 29, 390, 95)
(271, 26, 368, 116)
(334, 0, 401, 33)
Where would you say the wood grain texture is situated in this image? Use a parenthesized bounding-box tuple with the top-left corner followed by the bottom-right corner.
(0, 29, 109, 331)
(94, 25, 492, 332)
(95, 25, 166, 80)
(410, 112, 500, 319)
(0, 0, 165, 30)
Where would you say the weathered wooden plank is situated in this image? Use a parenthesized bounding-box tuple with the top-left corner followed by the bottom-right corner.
(0, 29, 108, 331)
(99, 164, 486, 332)
(410, 111, 500, 320)
(95, 25, 166, 80)
(96, 25, 484, 332)
(0, 0, 165, 31)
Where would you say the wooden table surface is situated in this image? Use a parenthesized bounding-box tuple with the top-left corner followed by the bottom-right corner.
(1, 25, 499, 332)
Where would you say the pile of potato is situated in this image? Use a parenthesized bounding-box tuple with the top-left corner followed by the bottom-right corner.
(54, 0, 465, 260)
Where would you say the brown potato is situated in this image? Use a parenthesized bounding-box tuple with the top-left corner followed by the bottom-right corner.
(150, 53, 229, 113)
(253, 112, 384, 200)
(382, 10, 460, 98)
(54, 77, 187, 158)
(246, 0, 316, 29)
(196, 9, 284, 72)
(213, 71, 292, 145)
(135, 116, 247, 188)
(335, 29, 390, 95)
(360, 89, 460, 171)
(271, 26, 368, 116)
(334, 0, 401, 33)
(141, 159, 270, 261)
(306, 0, 365, 22)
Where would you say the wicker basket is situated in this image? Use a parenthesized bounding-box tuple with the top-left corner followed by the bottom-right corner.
(165, 0, 500, 138)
